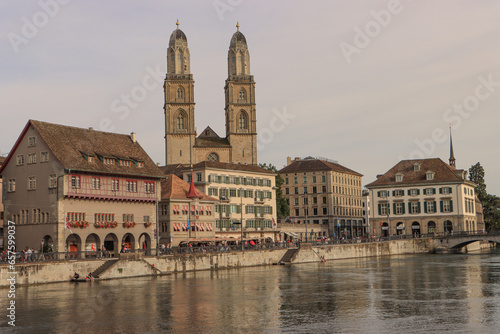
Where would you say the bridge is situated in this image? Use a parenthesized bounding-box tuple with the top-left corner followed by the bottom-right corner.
(433, 232, 500, 250)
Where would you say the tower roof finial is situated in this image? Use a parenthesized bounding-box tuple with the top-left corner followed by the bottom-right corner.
(176, 18, 180, 29)
(449, 124, 456, 168)
(236, 21, 240, 31)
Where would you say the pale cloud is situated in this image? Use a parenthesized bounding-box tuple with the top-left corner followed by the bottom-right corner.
(1, 0, 499, 194)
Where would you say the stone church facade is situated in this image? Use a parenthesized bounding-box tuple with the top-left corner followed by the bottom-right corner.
(164, 21, 257, 166)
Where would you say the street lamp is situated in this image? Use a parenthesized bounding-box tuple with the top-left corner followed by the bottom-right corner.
(305, 194, 308, 243)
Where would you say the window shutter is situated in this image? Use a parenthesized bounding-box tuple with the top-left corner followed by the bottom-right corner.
(449, 187, 452, 194)
(424, 202, 428, 213)
(377, 191, 381, 197)
(449, 200, 453, 212)
(439, 188, 443, 194)
(378, 204, 381, 215)
(269, 192, 272, 199)
(407, 189, 411, 195)
(417, 189, 420, 195)
(393, 203, 396, 214)
(433, 188, 436, 195)
(245, 206, 248, 214)
(237, 205, 241, 214)
(408, 202, 411, 213)
(417, 202, 421, 213)
(402, 203, 405, 214)
(423, 189, 426, 195)
(270, 207, 273, 214)
(440, 201, 443, 212)
(433, 201, 437, 212)
(392, 190, 396, 196)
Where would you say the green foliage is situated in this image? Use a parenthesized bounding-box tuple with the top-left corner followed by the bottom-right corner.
(259, 163, 290, 218)
(469, 162, 499, 230)
(469, 162, 487, 201)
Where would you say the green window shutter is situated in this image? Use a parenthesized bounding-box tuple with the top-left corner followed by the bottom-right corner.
(408, 202, 411, 213)
(269, 192, 272, 199)
(449, 187, 452, 194)
(417, 202, 421, 213)
(417, 189, 420, 195)
(393, 203, 396, 214)
(423, 189, 426, 195)
(440, 201, 443, 212)
(450, 200, 453, 212)
(377, 191, 381, 197)
(236, 178, 240, 185)
(433, 188, 436, 195)
(439, 188, 443, 194)
(270, 207, 273, 214)
(237, 205, 241, 214)
(245, 206, 248, 214)
(392, 190, 396, 196)
(407, 189, 411, 195)
(402, 202, 406, 214)
(378, 204, 381, 215)
(433, 201, 437, 212)
(424, 202, 428, 213)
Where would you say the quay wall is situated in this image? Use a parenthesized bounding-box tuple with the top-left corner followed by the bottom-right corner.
(0, 239, 438, 287)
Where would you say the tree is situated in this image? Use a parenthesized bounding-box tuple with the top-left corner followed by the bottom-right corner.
(469, 162, 500, 230)
(258, 163, 289, 219)
(469, 162, 487, 201)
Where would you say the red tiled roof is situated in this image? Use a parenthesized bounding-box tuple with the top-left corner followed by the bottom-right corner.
(25, 120, 164, 178)
(161, 174, 217, 201)
(366, 158, 465, 187)
(192, 161, 275, 174)
(279, 159, 362, 177)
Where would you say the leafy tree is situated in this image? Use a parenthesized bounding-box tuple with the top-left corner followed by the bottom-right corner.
(259, 163, 289, 218)
(469, 162, 500, 230)
(469, 162, 487, 201)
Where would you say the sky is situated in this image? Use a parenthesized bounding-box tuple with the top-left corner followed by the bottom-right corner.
(1, 1, 500, 195)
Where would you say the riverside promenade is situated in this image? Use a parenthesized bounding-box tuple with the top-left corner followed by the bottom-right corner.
(0, 238, 438, 287)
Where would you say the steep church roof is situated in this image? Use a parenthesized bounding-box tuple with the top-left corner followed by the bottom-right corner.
(229, 22, 248, 48)
(169, 19, 188, 46)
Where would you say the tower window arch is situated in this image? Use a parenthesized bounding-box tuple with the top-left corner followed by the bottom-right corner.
(177, 87, 184, 99)
(238, 111, 248, 129)
(207, 152, 219, 162)
(176, 110, 187, 130)
(238, 89, 246, 101)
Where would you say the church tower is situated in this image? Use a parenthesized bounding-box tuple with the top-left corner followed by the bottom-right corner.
(164, 20, 196, 165)
(225, 22, 257, 165)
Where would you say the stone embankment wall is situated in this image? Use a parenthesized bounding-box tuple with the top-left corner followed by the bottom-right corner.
(0, 239, 439, 287)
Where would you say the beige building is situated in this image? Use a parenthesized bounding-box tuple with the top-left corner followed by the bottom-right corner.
(164, 21, 257, 166)
(366, 158, 478, 237)
(0, 156, 5, 250)
(159, 174, 218, 246)
(279, 157, 364, 239)
(170, 161, 279, 241)
(0, 120, 164, 255)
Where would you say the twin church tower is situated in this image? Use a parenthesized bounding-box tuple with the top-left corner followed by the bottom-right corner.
(164, 21, 257, 166)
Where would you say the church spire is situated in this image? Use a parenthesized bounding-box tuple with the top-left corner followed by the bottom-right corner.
(449, 125, 456, 168)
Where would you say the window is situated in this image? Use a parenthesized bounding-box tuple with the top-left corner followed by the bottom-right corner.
(426, 171, 435, 180)
(294, 177, 298, 184)
(322, 175, 326, 182)
(92, 178, 101, 190)
(441, 187, 451, 195)
(294, 187, 299, 195)
(126, 180, 138, 192)
(413, 163, 420, 171)
(71, 176, 81, 189)
(177, 113, 185, 129)
(28, 136, 36, 146)
(197, 173, 202, 182)
(28, 176, 36, 190)
(394, 190, 404, 197)
(426, 201, 435, 213)
(441, 200, 453, 213)
(285, 188, 289, 195)
(303, 197, 308, 205)
(380, 203, 389, 215)
(322, 186, 326, 193)
(16, 155, 24, 165)
(207, 152, 219, 162)
(40, 151, 49, 162)
(378, 190, 389, 197)
(410, 189, 419, 196)
(7, 179, 16, 192)
(395, 202, 404, 215)
(123, 214, 134, 222)
(322, 197, 327, 204)
(120, 160, 131, 166)
(104, 158, 114, 165)
(239, 89, 246, 100)
(49, 174, 57, 188)
(313, 197, 317, 204)
(424, 188, 435, 195)
(112, 179, 119, 191)
(88, 156, 95, 163)
(177, 87, 184, 99)
(323, 207, 327, 215)
(312, 186, 317, 193)
(238, 112, 247, 129)
(410, 202, 420, 214)
(144, 216, 150, 223)
(303, 176, 307, 183)
(285, 178, 289, 185)
(137, 162, 144, 168)
(145, 182, 155, 194)
(230, 189, 237, 197)
(294, 198, 299, 205)
(303, 187, 308, 194)
(395, 173, 403, 182)
(313, 208, 318, 215)
(28, 153, 37, 164)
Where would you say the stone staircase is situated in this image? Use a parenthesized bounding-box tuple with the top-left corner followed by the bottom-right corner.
(92, 259, 119, 278)
(280, 248, 299, 264)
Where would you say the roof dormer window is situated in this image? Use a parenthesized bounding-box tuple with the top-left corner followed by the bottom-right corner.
(395, 173, 404, 182)
(413, 163, 420, 172)
(426, 171, 435, 180)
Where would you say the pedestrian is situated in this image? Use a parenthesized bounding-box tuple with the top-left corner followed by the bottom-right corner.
(27, 247, 32, 262)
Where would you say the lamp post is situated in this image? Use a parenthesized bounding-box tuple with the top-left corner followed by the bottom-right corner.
(240, 188, 244, 252)
(305, 194, 308, 243)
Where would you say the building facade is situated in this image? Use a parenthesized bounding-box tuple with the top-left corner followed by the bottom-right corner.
(174, 161, 278, 241)
(366, 158, 478, 237)
(164, 21, 257, 166)
(0, 156, 5, 250)
(279, 157, 364, 239)
(0, 120, 164, 255)
(159, 174, 218, 246)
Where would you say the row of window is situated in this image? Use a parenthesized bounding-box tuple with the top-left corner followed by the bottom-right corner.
(170, 205, 213, 216)
(285, 174, 361, 187)
(215, 219, 274, 229)
(292, 207, 363, 217)
(83, 154, 144, 168)
(395, 171, 435, 182)
(16, 152, 50, 166)
(216, 204, 273, 215)
(67, 212, 150, 223)
(208, 188, 272, 200)
(11, 209, 50, 224)
(377, 187, 453, 197)
(206, 174, 272, 187)
(378, 200, 457, 215)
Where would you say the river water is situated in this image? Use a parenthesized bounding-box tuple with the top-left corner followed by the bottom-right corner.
(3, 249, 500, 333)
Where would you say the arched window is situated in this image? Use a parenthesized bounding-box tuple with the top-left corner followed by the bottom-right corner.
(177, 87, 184, 99)
(207, 152, 219, 162)
(239, 89, 246, 101)
(238, 112, 247, 129)
(177, 113, 185, 130)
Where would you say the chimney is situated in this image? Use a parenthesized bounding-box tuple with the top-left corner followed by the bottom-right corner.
(131, 132, 136, 143)
(294, 157, 300, 162)
(88, 127, 93, 131)
(287, 156, 292, 166)
(157, 163, 160, 167)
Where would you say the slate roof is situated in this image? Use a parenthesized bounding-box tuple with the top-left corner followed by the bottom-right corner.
(161, 174, 217, 201)
(365, 158, 465, 188)
(1, 120, 164, 178)
(279, 159, 362, 177)
(194, 137, 231, 147)
(192, 161, 275, 174)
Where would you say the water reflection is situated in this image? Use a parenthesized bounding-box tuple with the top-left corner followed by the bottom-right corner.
(3, 250, 500, 333)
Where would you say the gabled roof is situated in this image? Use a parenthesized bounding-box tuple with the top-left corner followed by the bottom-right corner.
(279, 159, 362, 177)
(366, 158, 466, 188)
(0, 120, 163, 178)
(161, 174, 217, 201)
(197, 126, 220, 139)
